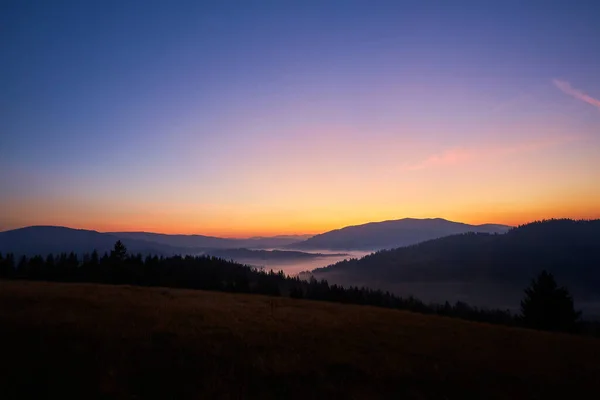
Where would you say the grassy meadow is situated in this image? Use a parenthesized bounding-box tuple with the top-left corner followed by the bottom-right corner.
(1, 281, 599, 399)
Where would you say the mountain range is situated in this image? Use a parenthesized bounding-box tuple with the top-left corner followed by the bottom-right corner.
(206, 248, 347, 262)
(312, 219, 600, 305)
(289, 218, 511, 250)
(109, 232, 311, 251)
(0, 218, 510, 258)
(0, 226, 185, 257)
(2, 219, 598, 314)
(0, 226, 311, 257)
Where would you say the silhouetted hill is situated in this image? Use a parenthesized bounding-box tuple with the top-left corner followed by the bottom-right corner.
(313, 219, 600, 292)
(111, 232, 310, 249)
(206, 248, 347, 262)
(0, 227, 313, 257)
(0, 226, 185, 256)
(247, 234, 314, 241)
(290, 218, 511, 251)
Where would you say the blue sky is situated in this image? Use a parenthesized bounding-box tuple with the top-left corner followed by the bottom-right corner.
(2, 0, 599, 235)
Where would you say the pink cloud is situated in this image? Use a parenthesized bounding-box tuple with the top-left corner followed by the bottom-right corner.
(553, 79, 600, 110)
(405, 135, 581, 171)
(406, 148, 475, 171)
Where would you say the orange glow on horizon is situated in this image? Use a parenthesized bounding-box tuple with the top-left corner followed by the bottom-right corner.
(2, 121, 598, 237)
(3, 205, 599, 238)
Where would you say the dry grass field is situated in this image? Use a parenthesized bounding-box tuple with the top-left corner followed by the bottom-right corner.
(1, 281, 599, 399)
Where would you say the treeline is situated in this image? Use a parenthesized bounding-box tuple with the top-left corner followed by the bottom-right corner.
(315, 219, 600, 290)
(0, 241, 598, 335)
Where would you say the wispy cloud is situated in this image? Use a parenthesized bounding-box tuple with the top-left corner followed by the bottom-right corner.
(405, 148, 474, 171)
(405, 135, 581, 171)
(553, 79, 600, 110)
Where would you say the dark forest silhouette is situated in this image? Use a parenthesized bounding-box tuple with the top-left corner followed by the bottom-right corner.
(314, 219, 600, 293)
(1, 240, 597, 336)
(521, 270, 581, 332)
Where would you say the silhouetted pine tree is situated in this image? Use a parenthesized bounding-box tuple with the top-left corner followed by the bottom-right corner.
(110, 241, 127, 261)
(520, 270, 581, 332)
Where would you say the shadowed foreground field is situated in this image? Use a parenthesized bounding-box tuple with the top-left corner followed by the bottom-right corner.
(1, 281, 599, 399)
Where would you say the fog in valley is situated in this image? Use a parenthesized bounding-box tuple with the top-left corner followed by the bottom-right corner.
(230, 250, 372, 277)
(235, 249, 600, 319)
(312, 272, 600, 319)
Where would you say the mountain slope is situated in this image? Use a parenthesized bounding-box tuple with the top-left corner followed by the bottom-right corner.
(111, 232, 310, 249)
(0, 226, 185, 256)
(290, 218, 511, 251)
(206, 248, 347, 261)
(111, 231, 236, 250)
(0, 227, 313, 257)
(313, 219, 600, 292)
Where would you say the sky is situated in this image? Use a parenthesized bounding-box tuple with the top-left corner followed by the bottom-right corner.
(1, 0, 599, 237)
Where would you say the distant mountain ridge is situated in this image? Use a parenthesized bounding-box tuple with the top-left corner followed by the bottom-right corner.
(0, 226, 186, 257)
(0, 226, 312, 257)
(206, 248, 347, 261)
(0, 219, 511, 256)
(313, 219, 600, 292)
(110, 232, 310, 250)
(247, 234, 313, 240)
(289, 218, 511, 251)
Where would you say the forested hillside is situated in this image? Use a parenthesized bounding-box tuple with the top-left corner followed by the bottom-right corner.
(314, 219, 600, 291)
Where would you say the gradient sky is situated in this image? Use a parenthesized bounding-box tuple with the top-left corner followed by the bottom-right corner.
(1, 0, 599, 237)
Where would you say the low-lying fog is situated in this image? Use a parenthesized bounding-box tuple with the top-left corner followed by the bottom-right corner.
(234, 250, 372, 276)
(224, 249, 600, 319)
(313, 272, 600, 320)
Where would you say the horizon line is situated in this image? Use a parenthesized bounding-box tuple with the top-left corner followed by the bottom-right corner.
(3, 216, 571, 238)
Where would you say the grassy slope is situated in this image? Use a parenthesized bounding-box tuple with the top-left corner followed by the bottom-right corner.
(1, 281, 599, 399)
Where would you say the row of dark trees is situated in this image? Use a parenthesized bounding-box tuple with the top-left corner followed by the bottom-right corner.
(0, 241, 592, 335)
(316, 219, 600, 293)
